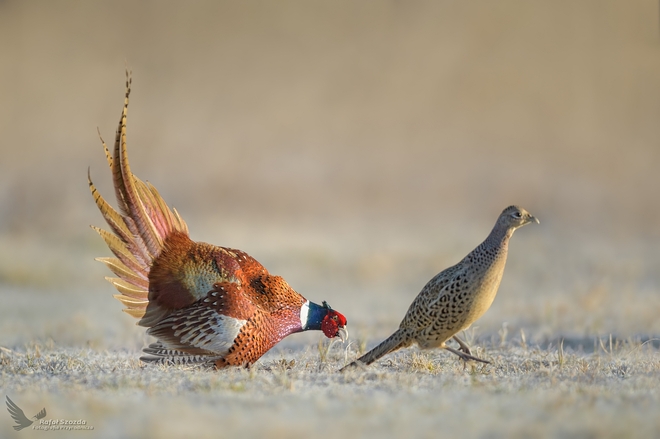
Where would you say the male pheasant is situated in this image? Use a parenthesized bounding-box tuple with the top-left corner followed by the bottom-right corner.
(89, 73, 348, 368)
(342, 205, 538, 370)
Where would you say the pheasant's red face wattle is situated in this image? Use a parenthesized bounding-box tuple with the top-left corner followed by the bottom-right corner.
(321, 310, 348, 340)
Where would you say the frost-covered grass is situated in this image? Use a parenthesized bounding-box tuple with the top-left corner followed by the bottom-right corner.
(1, 333, 659, 439)
(1, 218, 659, 439)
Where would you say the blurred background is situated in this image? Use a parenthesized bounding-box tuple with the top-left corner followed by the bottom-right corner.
(1, 0, 659, 350)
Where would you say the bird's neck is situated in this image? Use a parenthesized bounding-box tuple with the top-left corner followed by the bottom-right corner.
(480, 223, 513, 258)
(301, 301, 328, 331)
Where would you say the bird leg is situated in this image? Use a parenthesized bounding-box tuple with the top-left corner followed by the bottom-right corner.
(450, 335, 489, 369)
(452, 335, 472, 355)
(444, 346, 490, 364)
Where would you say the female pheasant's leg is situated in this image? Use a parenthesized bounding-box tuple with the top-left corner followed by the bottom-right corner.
(452, 335, 472, 355)
(444, 346, 490, 364)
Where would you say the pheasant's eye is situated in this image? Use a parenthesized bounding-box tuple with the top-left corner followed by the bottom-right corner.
(332, 315, 338, 321)
(513, 211, 522, 218)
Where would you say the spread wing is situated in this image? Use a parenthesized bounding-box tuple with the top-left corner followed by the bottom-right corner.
(34, 408, 47, 420)
(6, 397, 33, 431)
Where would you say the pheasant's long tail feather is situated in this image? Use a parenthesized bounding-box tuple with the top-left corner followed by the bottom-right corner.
(89, 70, 188, 321)
(341, 328, 412, 371)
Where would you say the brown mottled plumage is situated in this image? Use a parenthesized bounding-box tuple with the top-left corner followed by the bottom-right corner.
(342, 206, 538, 370)
(89, 72, 347, 368)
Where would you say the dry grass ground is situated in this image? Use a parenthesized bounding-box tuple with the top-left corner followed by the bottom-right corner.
(1, 335, 659, 439)
(2, 1, 660, 438)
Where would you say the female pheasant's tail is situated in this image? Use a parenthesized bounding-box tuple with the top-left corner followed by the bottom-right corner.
(88, 71, 188, 324)
(340, 328, 412, 371)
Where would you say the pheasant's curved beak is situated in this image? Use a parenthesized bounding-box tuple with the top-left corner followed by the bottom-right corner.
(528, 215, 540, 225)
(337, 326, 349, 343)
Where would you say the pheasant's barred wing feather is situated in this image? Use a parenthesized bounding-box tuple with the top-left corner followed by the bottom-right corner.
(399, 264, 462, 331)
(143, 282, 254, 362)
(89, 70, 188, 320)
(141, 341, 221, 366)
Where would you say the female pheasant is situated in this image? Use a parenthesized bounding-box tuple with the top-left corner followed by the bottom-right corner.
(342, 205, 538, 370)
(89, 73, 348, 368)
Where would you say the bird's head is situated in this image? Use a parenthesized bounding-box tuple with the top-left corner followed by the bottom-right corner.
(498, 205, 539, 231)
(301, 300, 348, 342)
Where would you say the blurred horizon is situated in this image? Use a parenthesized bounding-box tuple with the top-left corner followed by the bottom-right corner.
(1, 1, 659, 343)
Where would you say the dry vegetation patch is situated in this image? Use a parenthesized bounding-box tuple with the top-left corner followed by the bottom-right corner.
(1, 338, 659, 438)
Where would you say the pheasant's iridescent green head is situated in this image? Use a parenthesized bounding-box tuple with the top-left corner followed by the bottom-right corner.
(301, 300, 348, 342)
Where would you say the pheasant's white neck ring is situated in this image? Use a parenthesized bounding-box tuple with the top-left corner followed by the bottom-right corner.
(299, 300, 310, 330)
